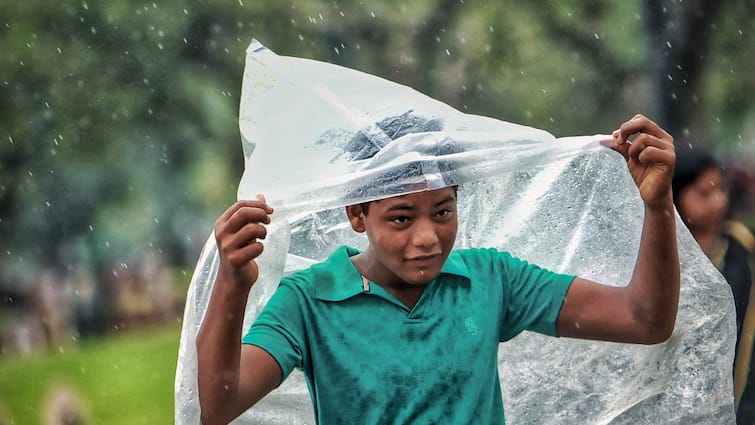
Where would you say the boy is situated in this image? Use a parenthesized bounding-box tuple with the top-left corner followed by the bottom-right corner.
(196, 114, 679, 424)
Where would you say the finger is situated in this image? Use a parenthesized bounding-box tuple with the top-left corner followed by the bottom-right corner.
(627, 133, 674, 161)
(217, 199, 273, 223)
(637, 146, 675, 166)
(229, 222, 269, 248)
(223, 207, 271, 235)
(613, 114, 672, 144)
(225, 241, 265, 268)
(218, 223, 267, 261)
(600, 136, 630, 160)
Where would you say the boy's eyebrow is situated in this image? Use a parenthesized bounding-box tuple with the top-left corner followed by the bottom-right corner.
(435, 195, 456, 207)
(385, 203, 415, 212)
(383, 195, 456, 212)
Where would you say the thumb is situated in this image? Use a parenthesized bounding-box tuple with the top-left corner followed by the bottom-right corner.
(255, 193, 266, 203)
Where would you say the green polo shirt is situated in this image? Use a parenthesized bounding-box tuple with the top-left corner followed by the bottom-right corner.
(243, 245, 574, 424)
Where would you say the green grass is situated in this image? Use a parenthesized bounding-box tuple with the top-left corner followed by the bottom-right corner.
(0, 322, 181, 425)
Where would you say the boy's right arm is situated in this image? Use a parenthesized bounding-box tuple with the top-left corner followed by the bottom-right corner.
(196, 198, 283, 425)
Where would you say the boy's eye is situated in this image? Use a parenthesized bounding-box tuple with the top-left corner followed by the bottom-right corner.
(436, 209, 453, 217)
(391, 216, 410, 224)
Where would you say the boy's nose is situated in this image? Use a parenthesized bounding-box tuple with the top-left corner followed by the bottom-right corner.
(411, 220, 439, 248)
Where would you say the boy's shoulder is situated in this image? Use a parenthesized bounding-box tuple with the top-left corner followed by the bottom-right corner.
(280, 246, 365, 301)
(451, 246, 515, 264)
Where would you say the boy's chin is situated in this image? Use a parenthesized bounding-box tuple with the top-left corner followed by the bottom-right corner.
(404, 270, 439, 285)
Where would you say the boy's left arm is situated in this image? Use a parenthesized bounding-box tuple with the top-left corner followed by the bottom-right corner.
(557, 114, 680, 344)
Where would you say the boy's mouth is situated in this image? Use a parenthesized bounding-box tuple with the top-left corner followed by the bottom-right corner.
(406, 253, 441, 262)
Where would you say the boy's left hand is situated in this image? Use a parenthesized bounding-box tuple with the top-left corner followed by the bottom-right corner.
(606, 114, 675, 209)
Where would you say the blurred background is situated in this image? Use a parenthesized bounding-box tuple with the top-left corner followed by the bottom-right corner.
(0, 0, 753, 423)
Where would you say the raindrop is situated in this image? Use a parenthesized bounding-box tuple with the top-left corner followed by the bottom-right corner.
(488, 26, 494, 32)
(82, 1, 88, 10)
(594, 33, 600, 40)
(445, 48, 450, 55)
(334, 46, 340, 55)
(158, 43, 164, 50)
(90, 27, 96, 34)
(370, 11, 376, 18)
(57, 47, 62, 54)
(667, 74, 673, 81)
(239, 0, 244, 5)
(183, 8, 188, 14)
(8, 136, 13, 144)
(89, 224, 94, 231)
(155, 218, 160, 223)
(298, 34, 304, 41)
(666, 41, 672, 48)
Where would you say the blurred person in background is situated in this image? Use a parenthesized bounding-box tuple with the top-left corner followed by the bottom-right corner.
(672, 147, 755, 424)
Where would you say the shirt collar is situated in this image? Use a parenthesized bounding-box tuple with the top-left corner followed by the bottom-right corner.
(314, 245, 471, 302)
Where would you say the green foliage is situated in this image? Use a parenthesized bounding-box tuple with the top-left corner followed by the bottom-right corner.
(0, 324, 179, 425)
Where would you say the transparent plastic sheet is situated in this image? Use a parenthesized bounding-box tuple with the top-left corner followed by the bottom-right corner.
(175, 40, 736, 424)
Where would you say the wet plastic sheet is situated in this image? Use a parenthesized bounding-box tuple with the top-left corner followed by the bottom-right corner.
(175, 40, 736, 424)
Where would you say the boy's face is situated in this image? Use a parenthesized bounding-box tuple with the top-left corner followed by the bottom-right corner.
(346, 187, 458, 287)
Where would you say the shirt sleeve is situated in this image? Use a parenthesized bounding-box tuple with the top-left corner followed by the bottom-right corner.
(242, 280, 307, 379)
(494, 250, 575, 341)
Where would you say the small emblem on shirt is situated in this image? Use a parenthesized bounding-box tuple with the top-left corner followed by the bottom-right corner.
(465, 317, 479, 335)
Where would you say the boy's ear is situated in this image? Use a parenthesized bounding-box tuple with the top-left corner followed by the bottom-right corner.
(345, 205, 366, 233)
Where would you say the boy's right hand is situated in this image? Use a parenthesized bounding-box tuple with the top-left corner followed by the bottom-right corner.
(214, 195, 274, 288)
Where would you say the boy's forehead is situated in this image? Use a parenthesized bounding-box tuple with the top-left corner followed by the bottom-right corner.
(372, 187, 457, 204)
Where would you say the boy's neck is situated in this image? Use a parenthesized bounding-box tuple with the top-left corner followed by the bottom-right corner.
(350, 252, 426, 309)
